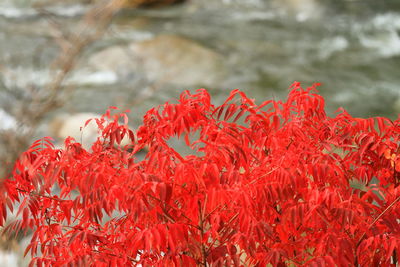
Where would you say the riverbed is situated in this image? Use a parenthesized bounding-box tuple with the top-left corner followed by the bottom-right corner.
(1, 0, 400, 129)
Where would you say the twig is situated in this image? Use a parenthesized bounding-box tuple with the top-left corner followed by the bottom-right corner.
(355, 195, 400, 249)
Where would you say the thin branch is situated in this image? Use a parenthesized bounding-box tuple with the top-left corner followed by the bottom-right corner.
(355, 195, 400, 249)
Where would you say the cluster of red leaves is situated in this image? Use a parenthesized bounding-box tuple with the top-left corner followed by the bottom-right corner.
(1, 83, 400, 266)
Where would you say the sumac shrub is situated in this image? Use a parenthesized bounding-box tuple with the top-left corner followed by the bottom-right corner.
(1, 83, 400, 266)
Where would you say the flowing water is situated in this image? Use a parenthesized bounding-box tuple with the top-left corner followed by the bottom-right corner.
(1, 0, 400, 128)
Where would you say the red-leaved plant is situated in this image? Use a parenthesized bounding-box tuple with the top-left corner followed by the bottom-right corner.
(1, 83, 400, 266)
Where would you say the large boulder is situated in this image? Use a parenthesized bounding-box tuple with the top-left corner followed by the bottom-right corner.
(0, 250, 18, 267)
(49, 113, 134, 149)
(0, 109, 17, 131)
(49, 113, 101, 149)
(88, 34, 226, 88)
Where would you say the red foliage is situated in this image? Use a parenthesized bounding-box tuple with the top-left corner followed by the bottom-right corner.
(1, 83, 400, 266)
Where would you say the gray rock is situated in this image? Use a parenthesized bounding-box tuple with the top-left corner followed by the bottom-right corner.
(87, 46, 137, 81)
(49, 112, 101, 149)
(49, 112, 133, 149)
(88, 34, 227, 88)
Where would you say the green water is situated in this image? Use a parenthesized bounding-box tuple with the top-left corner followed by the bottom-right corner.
(0, 0, 400, 127)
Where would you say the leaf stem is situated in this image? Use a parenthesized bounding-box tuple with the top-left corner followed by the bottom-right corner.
(356, 195, 400, 249)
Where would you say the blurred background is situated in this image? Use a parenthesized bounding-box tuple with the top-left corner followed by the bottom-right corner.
(1, 0, 400, 265)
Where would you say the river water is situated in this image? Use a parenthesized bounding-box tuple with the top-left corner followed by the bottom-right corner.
(1, 0, 400, 131)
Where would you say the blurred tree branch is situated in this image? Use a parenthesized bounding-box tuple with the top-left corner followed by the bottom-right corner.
(0, 0, 127, 178)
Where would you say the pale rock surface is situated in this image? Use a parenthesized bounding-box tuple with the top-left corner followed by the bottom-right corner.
(0, 250, 18, 267)
(49, 112, 133, 149)
(88, 34, 226, 88)
(0, 109, 17, 131)
(49, 112, 102, 149)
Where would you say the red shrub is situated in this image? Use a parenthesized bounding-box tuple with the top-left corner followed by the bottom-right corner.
(1, 83, 400, 266)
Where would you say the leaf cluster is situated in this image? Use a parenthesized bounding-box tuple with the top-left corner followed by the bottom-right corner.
(1, 83, 400, 266)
